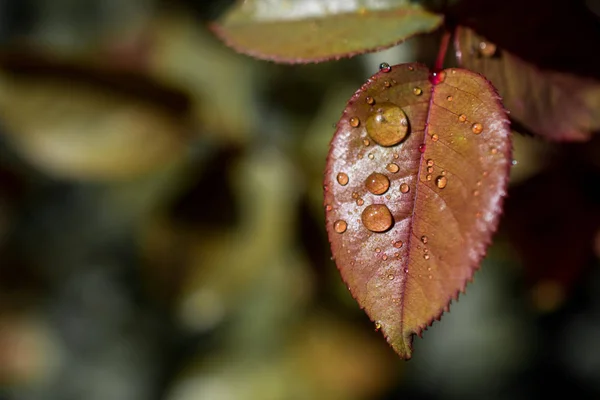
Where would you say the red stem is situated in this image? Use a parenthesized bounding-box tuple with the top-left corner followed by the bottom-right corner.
(434, 30, 451, 72)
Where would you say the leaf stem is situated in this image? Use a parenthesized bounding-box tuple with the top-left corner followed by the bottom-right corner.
(434, 30, 451, 72)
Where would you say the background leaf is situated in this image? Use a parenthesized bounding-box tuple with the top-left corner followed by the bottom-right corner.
(454, 27, 600, 142)
(324, 63, 511, 358)
(211, 0, 443, 63)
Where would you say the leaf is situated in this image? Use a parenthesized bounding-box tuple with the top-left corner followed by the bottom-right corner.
(211, 0, 443, 63)
(323, 63, 511, 358)
(453, 26, 600, 142)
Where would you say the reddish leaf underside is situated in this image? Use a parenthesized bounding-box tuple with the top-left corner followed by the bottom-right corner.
(211, 0, 442, 63)
(324, 63, 511, 358)
(455, 26, 600, 142)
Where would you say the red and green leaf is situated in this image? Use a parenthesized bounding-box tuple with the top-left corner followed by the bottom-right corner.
(454, 27, 600, 142)
(211, 0, 443, 63)
(324, 63, 511, 358)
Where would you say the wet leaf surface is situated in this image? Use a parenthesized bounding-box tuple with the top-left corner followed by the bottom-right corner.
(211, 0, 442, 63)
(454, 27, 600, 142)
(324, 63, 511, 358)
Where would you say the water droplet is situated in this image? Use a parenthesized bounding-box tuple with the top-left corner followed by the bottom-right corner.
(394, 252, 400, 259)
(424, 254, 430, 260)
(419, 144, 426, 153)
(431, 133, 439, 142)
(356, 198, 364, 206)
(384, 81, 391, 88)
(324, 184, 329, 192)
(441, 170, 446, 176)
(386, 163, 399, 173)
(366, 96, 375, 105)
(471, 123, 483, 134)
(393, 153, 399, 159)
(325, 204, 332, 211)
(427, 159, 434, 167)
(375, 247, 381, 253)
(368, 153, 374, 160)
(491, 147, 498, 154)
(427, 166, 434, 174)
(400, 183, 410, 193)
(363, 138, 371, 146)
(394, 240, 403, 248)
(413, 87, 423, 96)
(361, 204, 394, 232)
(375, 321, 382, 330)
(435, 175, 448, 189)
(379, 62, 391, 73)
(458, 114, 467, 122)
(382, 255, 388, 261)
(478, 41, 497, 57)
(473, 189, 480, 196)
(334, 220, 347, 233)
(404, 268, 409, 273)
(426, 174, 432, 181)
(430, 71, 446, 85)
(365, 172, 390, 195)
(337, 172, 349, 186)
(482, 171, 489, 178)
(387, 274, 395, 280)
(512, 159, 518, 166)
(350, 117, 360, 127)
(421, 235, 428, 244)
(365, 103, 409, 146)
(408, 65, 414, 71)
(447, 95, 453, 101)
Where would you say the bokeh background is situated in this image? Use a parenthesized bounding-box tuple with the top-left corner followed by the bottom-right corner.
(0, 1, 599, 399)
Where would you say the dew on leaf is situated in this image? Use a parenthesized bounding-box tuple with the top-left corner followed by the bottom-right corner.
(421, 235, 428, 244)
(394, 240, 403, 248)
(382, 255, 388, 261)
(478, 41, 497, 57)
(375, 247, 381, 253)
(356, 198, 364, 206)
(431, 133, 439, 142)
(435, 175, 448, 189)
(413, 87, 423, 96)
(363, 138, 371, 146)
(447, 95, 453, 101)
(379, 62, 391, 73)
(325, 204, 332, 211)
(458, 114, 467, 122)
(399, 183, 410, 193)
(365, 103, 409, 146)
(384, 81, 391, 88)
(334, 220, 347, 233)
(426, 174, 432, 181)
(366, 96, 375, 105)
(365, 172, 390, 195)
(387, 274, 395, 280)
(427, 159, 434, 167)
(424, 254, 430, 260)
(350, 117, 360, 127)
(491, 147, 498, 154)
(419, 144, 426, 153)
(473, 189, 480, 196)
(336, 172, 349, 185)
(361, 204, 394, 232)
(375, 321, 382, 331)
(386, 163, 399, 173)
(368, 153, 375, 159)
(427, 166, 434, 174)
(472, 123, 483, 134)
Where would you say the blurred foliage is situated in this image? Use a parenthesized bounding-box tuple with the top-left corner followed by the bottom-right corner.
(0, 1, 597, 399)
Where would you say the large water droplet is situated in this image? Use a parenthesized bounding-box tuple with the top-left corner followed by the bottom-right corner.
(349, 117, 360, 127)
(471, 123, 483, 134)
(435, 175, 448, 189)
(365, 172, 390, 195)
(365, 103, 409, 147)
(361, 204, 394, 232)
(336, 172, 349, 186)
(334, 220, 347, 233)
(386, 163, 399, 173)
(379, 62, 391, 73)
(400, 183, 410, 193)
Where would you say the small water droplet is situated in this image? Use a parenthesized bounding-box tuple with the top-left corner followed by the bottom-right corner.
(361, 204, 394, 232)
(408, 65, 414, 71)
(336, 172, 349, 186)
(368, 153, 374, 159)
(382, 255, 388, 261)
(424, 254, 430, 260)
(458, 114, 467, 122)
(491, 147, 498, 154)
(387, 273, 395, 280)
(325, 204, 332, 211)
(366, 96, 375, 105)
(482, 171, 489, 178)
(426, 174, 432, 181)
(413, 87, 423, 96)
(441, 170, 446, 176)
(430, 71, 446, 85)
(471, 123, 483, 134)
(324, 184, 329, 192)
(478, 41, 497, 57)
(375, 321, 382, 330)
(431, 133, 439, 142)
(366, 103, 410, 147)
(435, 175, 448, 189)
(512, 159, 518, 166)
(394, 241, 403, 248)
(352, 192, 359, 199)
(447, 95, 453, 101)
(363, 138, 371, 146)
(356, 198, 364, 206)
(375, 247, 381, 253)
(421, 235, 428, 244)
(428, 274, 432, 279)
(334, 220, 347, 233)
(404, 268, 409, 273)
(384, 81, 391, 88)
(350, 117, 360, 127)
(427, 166, 434, 174)
(419, 144, 426, 153)
(400, 183, 410, 193)
(386, 163, 399, 173)
(426, 159, 434, 167)
(473, 189, 480, 196)
(365, 172, 390, 195)
(393, 153, 399, 159)
(379, 62, 391, 73)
